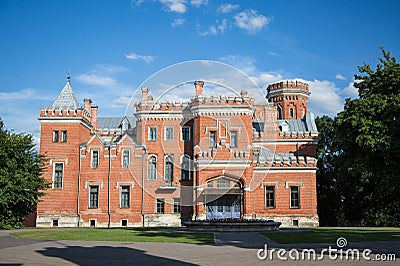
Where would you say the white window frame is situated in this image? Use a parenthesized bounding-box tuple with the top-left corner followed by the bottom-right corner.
(148, 154, 157, 180)
(52, 130, 59, 142)
(120, 185, 130, 208)
(164, 126, 174, 141)
(290, 186, 300, 209)
(209, 130, 217, 148)
(91, 150, 99, 168)
(61, 130, 67, 142)
(265, 185, 276, 209)
(52, 162, 64, 189)
(230, 130, 238, 147)
(122, 150, 130, 169)
(172, 197, 181, 213)
(148, 126, 158, 141)
(164, 154, 174, 184)
(89, 185, 99, 209)
(156, 198, 165, 214)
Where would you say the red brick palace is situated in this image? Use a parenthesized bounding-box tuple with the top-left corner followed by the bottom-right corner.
(37, 77, 319, 227)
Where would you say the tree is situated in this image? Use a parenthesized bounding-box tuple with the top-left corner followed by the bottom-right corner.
(334, 48, 400, 226)
(0, 118, 49, 229)
(315, 115, 340, 226)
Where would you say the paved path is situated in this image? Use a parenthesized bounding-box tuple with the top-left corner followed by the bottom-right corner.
(0, 230, 398, 265)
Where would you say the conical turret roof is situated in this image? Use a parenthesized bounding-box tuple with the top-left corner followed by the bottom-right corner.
(52, 75, 80, 109)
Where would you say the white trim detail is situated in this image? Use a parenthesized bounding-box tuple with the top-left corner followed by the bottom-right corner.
(114, 181, 135, 189)
(84, 181, 104, 189)
(285, 181, 305, 189)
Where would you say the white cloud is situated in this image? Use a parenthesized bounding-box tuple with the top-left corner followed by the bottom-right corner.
(341, 81, 358, 98)
(336, 73, 347, 80)
(159, 0, 187, 13)
(190, 0, 207, 7)
(198, 19, 227, 36)
(125, 53, 155, 63)
(0, 88, 36, 100)
(131, 0, 145, 7)
(217, 3, 239, 13)
(76, 74, 119, 87)
(234, 9, 270, 34)
(307, 79, 344, 116)
(218, 54, 257, 74)
(112, 96, 132, 109)
(171, 18, 185, 27)
(268, 51, 280, 57)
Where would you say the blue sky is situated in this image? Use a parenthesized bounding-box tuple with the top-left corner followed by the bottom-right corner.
(1, 0, 400, 144)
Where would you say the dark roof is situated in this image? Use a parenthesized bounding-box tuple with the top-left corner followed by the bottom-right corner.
(97, 116, 136, 130)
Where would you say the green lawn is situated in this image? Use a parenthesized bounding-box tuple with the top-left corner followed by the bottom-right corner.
(11, 228, 214, 244)
(262, 227, 400, 244)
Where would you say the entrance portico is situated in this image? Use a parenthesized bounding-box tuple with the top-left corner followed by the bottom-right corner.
(204, 177, 244, 220)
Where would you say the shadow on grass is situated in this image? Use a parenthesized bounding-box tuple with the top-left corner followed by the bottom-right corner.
(37, 245, 196, 265)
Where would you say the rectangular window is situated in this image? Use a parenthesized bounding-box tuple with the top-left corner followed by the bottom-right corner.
(180, 155, 190, 180)
(230, 131, 238, 147)
(156, 198, 165, 214)
(120, 186, 130, 208)
(53, 163, 63, 188)
(290, 186, 300, 208)
(89, 186, 99, 209)
(165, 155, 174, 184)
(173, 198, 180, 213)
(148, 127, 158, 141)
(182, 127, 190, 142)
(92, 150, 99, 168)
(61, 130, 67, 142)
(52, 130, 59, 142)
(209, 131, 216, 148)
(148, 156, 157, 180)
(265, 186, 275, 209)
(122, 150, 130, 169)
(165, 126, 174, 141)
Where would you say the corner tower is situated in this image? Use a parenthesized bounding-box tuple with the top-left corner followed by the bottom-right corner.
(37, 75, 94, 227)
(266, 80, 310, 120)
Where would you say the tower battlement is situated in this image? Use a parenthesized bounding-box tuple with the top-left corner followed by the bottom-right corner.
(267, 80, 309, 93)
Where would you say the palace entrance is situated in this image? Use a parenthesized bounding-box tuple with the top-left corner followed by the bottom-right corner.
(205, 177, 243, 219)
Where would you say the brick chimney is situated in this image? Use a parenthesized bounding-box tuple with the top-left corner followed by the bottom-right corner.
(141, 87, 149, 101)
(194, 81, 204, 96)
(91, 104, 98, 129)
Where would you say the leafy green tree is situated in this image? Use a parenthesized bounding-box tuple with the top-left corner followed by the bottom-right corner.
(335, 48, 400, 226)
(0, 118, 49, 229)
(315, 115, 340, 226)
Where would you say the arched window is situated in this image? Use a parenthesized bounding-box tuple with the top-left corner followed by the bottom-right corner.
(277, 105, 283, 120)
(289, 108, 294, 118)
(148, 155, 157, 180)
(165, 155, 174, 184)
(181, 155, 190, 180)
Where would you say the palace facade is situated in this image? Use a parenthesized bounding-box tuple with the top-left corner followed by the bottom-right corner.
(36, 77, 319, 228)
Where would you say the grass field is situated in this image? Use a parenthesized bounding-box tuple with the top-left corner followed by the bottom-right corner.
(11, 228, 214, 244)
(262, 227, 400, 244)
